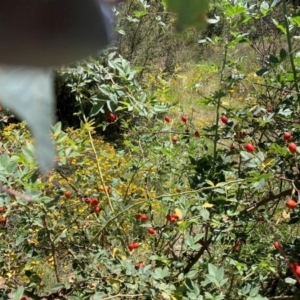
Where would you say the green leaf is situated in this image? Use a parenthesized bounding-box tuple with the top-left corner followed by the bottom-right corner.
(152, 267, 169, 279)
(273, 19, 287, 34)
(269, 54, 279, 64)
(208, 264, 218, 277)
(256, 69, 269, 76)
(290, 16, 300, 27)
(249, 287, 260, 297)
(133, 10, 148, 18)
(260, 1, 269, 16)
(225, 4, 246, 17)
(93, 292, 107, 299)
(285, 277, 296, 284)
(52, 283, 65, 291)
(12, 286, 24, 300)
(90, 103, 104, 117)
(52, 122, 62, 136)
(280, 48, 287, 60)
(199, 208, 210, 221)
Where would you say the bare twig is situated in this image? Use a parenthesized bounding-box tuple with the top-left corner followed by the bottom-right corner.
(0, 182, 33, 202)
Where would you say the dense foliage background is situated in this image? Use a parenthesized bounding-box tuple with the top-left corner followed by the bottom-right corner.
(2, 0, 300, 299)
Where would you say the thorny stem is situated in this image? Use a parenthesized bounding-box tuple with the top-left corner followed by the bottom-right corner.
(42, 215, 60, 283)
(77, 96, 114, 213)
(212, 44, 228, 175)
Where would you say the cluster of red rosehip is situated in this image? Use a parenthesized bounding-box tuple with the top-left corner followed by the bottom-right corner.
(282, 132, 298, 153)
(164, 115, 200, 143)
(221, 115, 297, 154)
(128, 212, 179, 255)
(64, 190, 102, 213)
(273, 241, 300, 276)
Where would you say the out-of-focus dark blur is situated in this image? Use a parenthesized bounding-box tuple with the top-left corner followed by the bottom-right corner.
(0, 0, 116, 67)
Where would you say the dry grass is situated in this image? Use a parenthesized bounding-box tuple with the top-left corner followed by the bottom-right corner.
(167, 42, 265, 128)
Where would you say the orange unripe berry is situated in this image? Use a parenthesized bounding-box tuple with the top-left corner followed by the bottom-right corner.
(64, 190, 72, 199)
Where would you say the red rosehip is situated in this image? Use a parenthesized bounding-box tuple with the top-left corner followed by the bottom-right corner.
(84, 197, 92, 204)
(135, 213, 143, 220)
(235, 240, 241, 247)
(284, 132, 292, 141)
(132, 242, 139, 249)
(135, 262, 145, 269)
(128, 243, 135, 251)
(257, 216, 264, 222)
(0, 207, 6, 213)
(93, 206, 101, 213)
(166, 215, 177, 223)
(194, 131, 200, 137)
(288, 142, 297, 153)
(171, 213, 179, 220)
(64, 191, 72, 199)
(221, 115, 228, 124)
(233, 240, 241, 252)
(20, 297, 27, 300)
(294, 264, 300, 276)
(172, 136, 178, 143)
(181, 115, 188, 123)
(90, 198, 99, 207)
(140, 214, 148, 221)
(164, 116, 171, 123)
(286, 199, 297, 209)
(244, 143, 255, 152)
(198, 239, 204, 245)
(273, 241, 280, 250)
(148, 228, 156, 235)
(0, 216, 6, 225)
(109, 113, 116, 122)
(230, 143, 235, 151)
